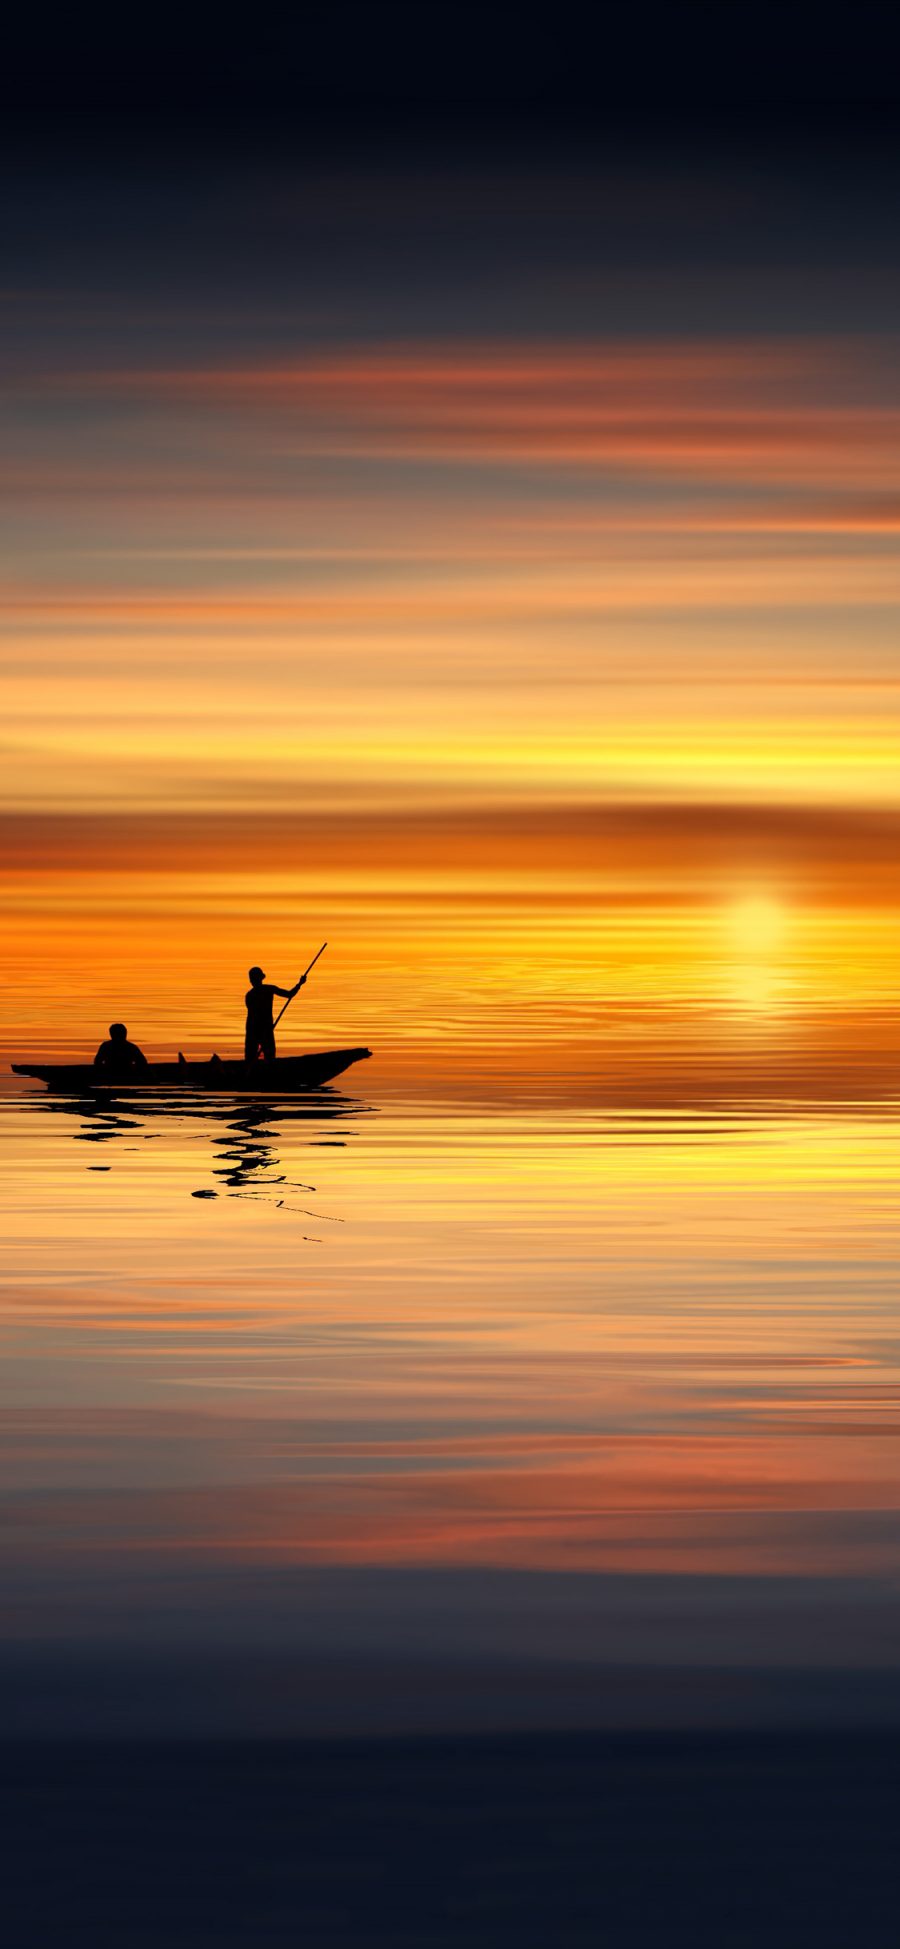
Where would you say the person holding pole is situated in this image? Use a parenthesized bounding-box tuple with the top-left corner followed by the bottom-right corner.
(243, 946, 327, 1063)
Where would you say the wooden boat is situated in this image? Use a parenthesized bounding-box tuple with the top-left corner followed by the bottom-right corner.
(11, 1048, 372, 1093)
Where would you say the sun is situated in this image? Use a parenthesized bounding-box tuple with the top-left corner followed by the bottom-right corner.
(728, 894, 785, 955)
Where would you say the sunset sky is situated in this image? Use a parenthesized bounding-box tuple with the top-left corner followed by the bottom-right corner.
(3, 73, 900, 1091)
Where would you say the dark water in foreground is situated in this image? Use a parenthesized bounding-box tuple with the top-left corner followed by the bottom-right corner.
(5, 1734, 900, 1948)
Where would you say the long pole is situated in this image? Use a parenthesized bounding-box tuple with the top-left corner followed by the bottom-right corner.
(273, 942, 327, 1029)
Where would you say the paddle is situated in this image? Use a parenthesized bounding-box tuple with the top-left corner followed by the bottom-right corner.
(273, 942, 327, 1029)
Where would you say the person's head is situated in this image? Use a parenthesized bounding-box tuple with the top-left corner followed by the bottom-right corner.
(248, 965, 265, 986)
(109, 1022, 127, 1041)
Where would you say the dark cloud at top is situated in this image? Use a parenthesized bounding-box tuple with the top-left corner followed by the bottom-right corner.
(4, 2, 899, 157)
(3, 8, 898, 404)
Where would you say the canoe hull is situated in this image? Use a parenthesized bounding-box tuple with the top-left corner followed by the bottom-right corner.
(11, 1048, 372, 1093)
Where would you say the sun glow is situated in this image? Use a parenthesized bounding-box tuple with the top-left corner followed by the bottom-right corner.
(725, 894, 788, 1016)
(728, 894, 786, 955)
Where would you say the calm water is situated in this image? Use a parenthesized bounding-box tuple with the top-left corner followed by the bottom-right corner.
(3, 1074, 900, 1735)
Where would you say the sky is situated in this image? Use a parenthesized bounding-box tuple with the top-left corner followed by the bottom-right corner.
(2, 16, 900, 1087)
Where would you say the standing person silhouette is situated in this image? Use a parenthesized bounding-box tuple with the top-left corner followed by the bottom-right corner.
(244, 965, 305, 1063)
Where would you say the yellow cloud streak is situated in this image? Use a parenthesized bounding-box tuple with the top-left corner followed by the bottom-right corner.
(4, 704, 900, 810)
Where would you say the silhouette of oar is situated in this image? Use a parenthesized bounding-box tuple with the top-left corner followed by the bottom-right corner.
(273, 942, 327, 1029)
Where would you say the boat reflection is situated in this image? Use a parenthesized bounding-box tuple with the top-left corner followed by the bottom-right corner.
(32, 1087, 374, 1204)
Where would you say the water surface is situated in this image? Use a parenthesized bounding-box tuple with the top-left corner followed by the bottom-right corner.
(3, 1076, 900, 1734)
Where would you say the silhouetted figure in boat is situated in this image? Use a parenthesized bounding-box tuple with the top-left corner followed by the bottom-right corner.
(244, 965, 306, 1064)
(93, 1023, 148, 1078)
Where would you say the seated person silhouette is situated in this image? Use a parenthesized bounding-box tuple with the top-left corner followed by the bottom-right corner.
(245, 965, 305, 1063)
(93, 1022, 149, 1077)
